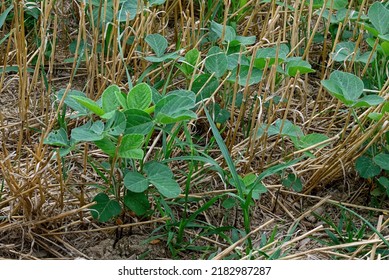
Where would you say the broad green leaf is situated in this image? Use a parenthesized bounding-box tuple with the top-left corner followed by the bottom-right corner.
(381, 41, 389, 57)
(267, 119, 304, 138)
(123, 191, 150, 215)
(145, 34, 167, 57)
(144, 161, 174, 179)
(321, 70, 364, 105)
(127, 83, 152, 110)
(0, 4, 13, 30)
(282, 174, 303, 192)
(242, 173, 257, 186)
(91, 120, 104, 135)
(104, 111, 126, 136)
(210, 21, 236, 43)
(254, 44, 289, 69)
(149, 176, 181, 198)
(205, 46, 228, 78)
(118, 0, 140, 22)
(353, 95, 384, 108)
(91, 0, 114, 26)
(90, 193, 121, 222)
(115, 91, 128, 110)
(327, 0, 348, 10)
(155, 90, 197, 124)
(331, 42, 376, 64)
(148, 0, 166, 6)
(368, 2, 389, 36)
(192, 74, 219, 102)
(123, 171, 149, 192)
(144, 51, 180, 62)
(44, 128, 69, 147)
(250, 183, 268, 199)
(72, 96, 105, 116)
(292, 133, 330, 150)
(124, 109, 154, 135)
(377, 177, 389, 196)
(94, 137, 117, 157)
(57, 89, 89, 116)
(286, 57, 315, 76)
(102, 85, 121, 113)
(242, 174, 267, 199)
(71, 122, 104, 142)
(355, 156, 381, 179)
(373, 153, 389, 171)
(229, 65, 263, 86)
(227, 53, 250, 70)
(181, 48, 200, 75)
(235, 35, 256, 46)
(222, 197, 237, 209)
(118, 134, 144, 159)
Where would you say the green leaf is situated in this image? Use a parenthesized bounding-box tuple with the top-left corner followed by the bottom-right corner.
(123, 191, 150, 216)
(331, 42, 375, 63)
(144, 51, 180, 62)
(44, 128, 69, 147)
(94, 137, 117, 157)
(377, 177, 389, 196)
(144, 161, 174, 179)
(124, 109, 154, 135)
(292, 133, 330, 150)
(192, 74, 219, 102)
(373, 153, 389, 171)
(368, 2, 389, 36)
(242, 174, 267, 199)
(267, 119, 304, 138)
(102, 85, 121, 113)
(124, 172, 149, 192)
(91, 120, 104, 135)
(104, 111, 126, 136)
(155, 90, 197, 124)
(0, 4, 13, 30)
(326, 0, 348, 10)
(282, 174, 303, 192)
(118, 0, 140, 22)
(118, 134, 144, 159)
(149, 176, 181, 198)
(127, 83, 152, 110)
(353, 95, 384, 108)
(227, 53, 250, 70)
(115, 91, 128, 110)
(222, 197, 237, 209)
(57, 89, 89, 117)
(90, 193, 121, 222)
(71, 122, 104, 142)
(204, 107, 245, 198)
(91, 0, 113, 26)
(205, 46, 228, 78)
(286, 57, 315, 76)
(235, 35, 256, 46)
(145, 34, 167, 57)
(72, 96, 105, 116)
(181, 48, 200, 75)
(148, 0, 166, 6)
(355, 156, 381, 179)
(229, 65, 263, 86)
(210, 21, 236, 43)
(254, 44, 289, 69)
(321, 70, 364, 105)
